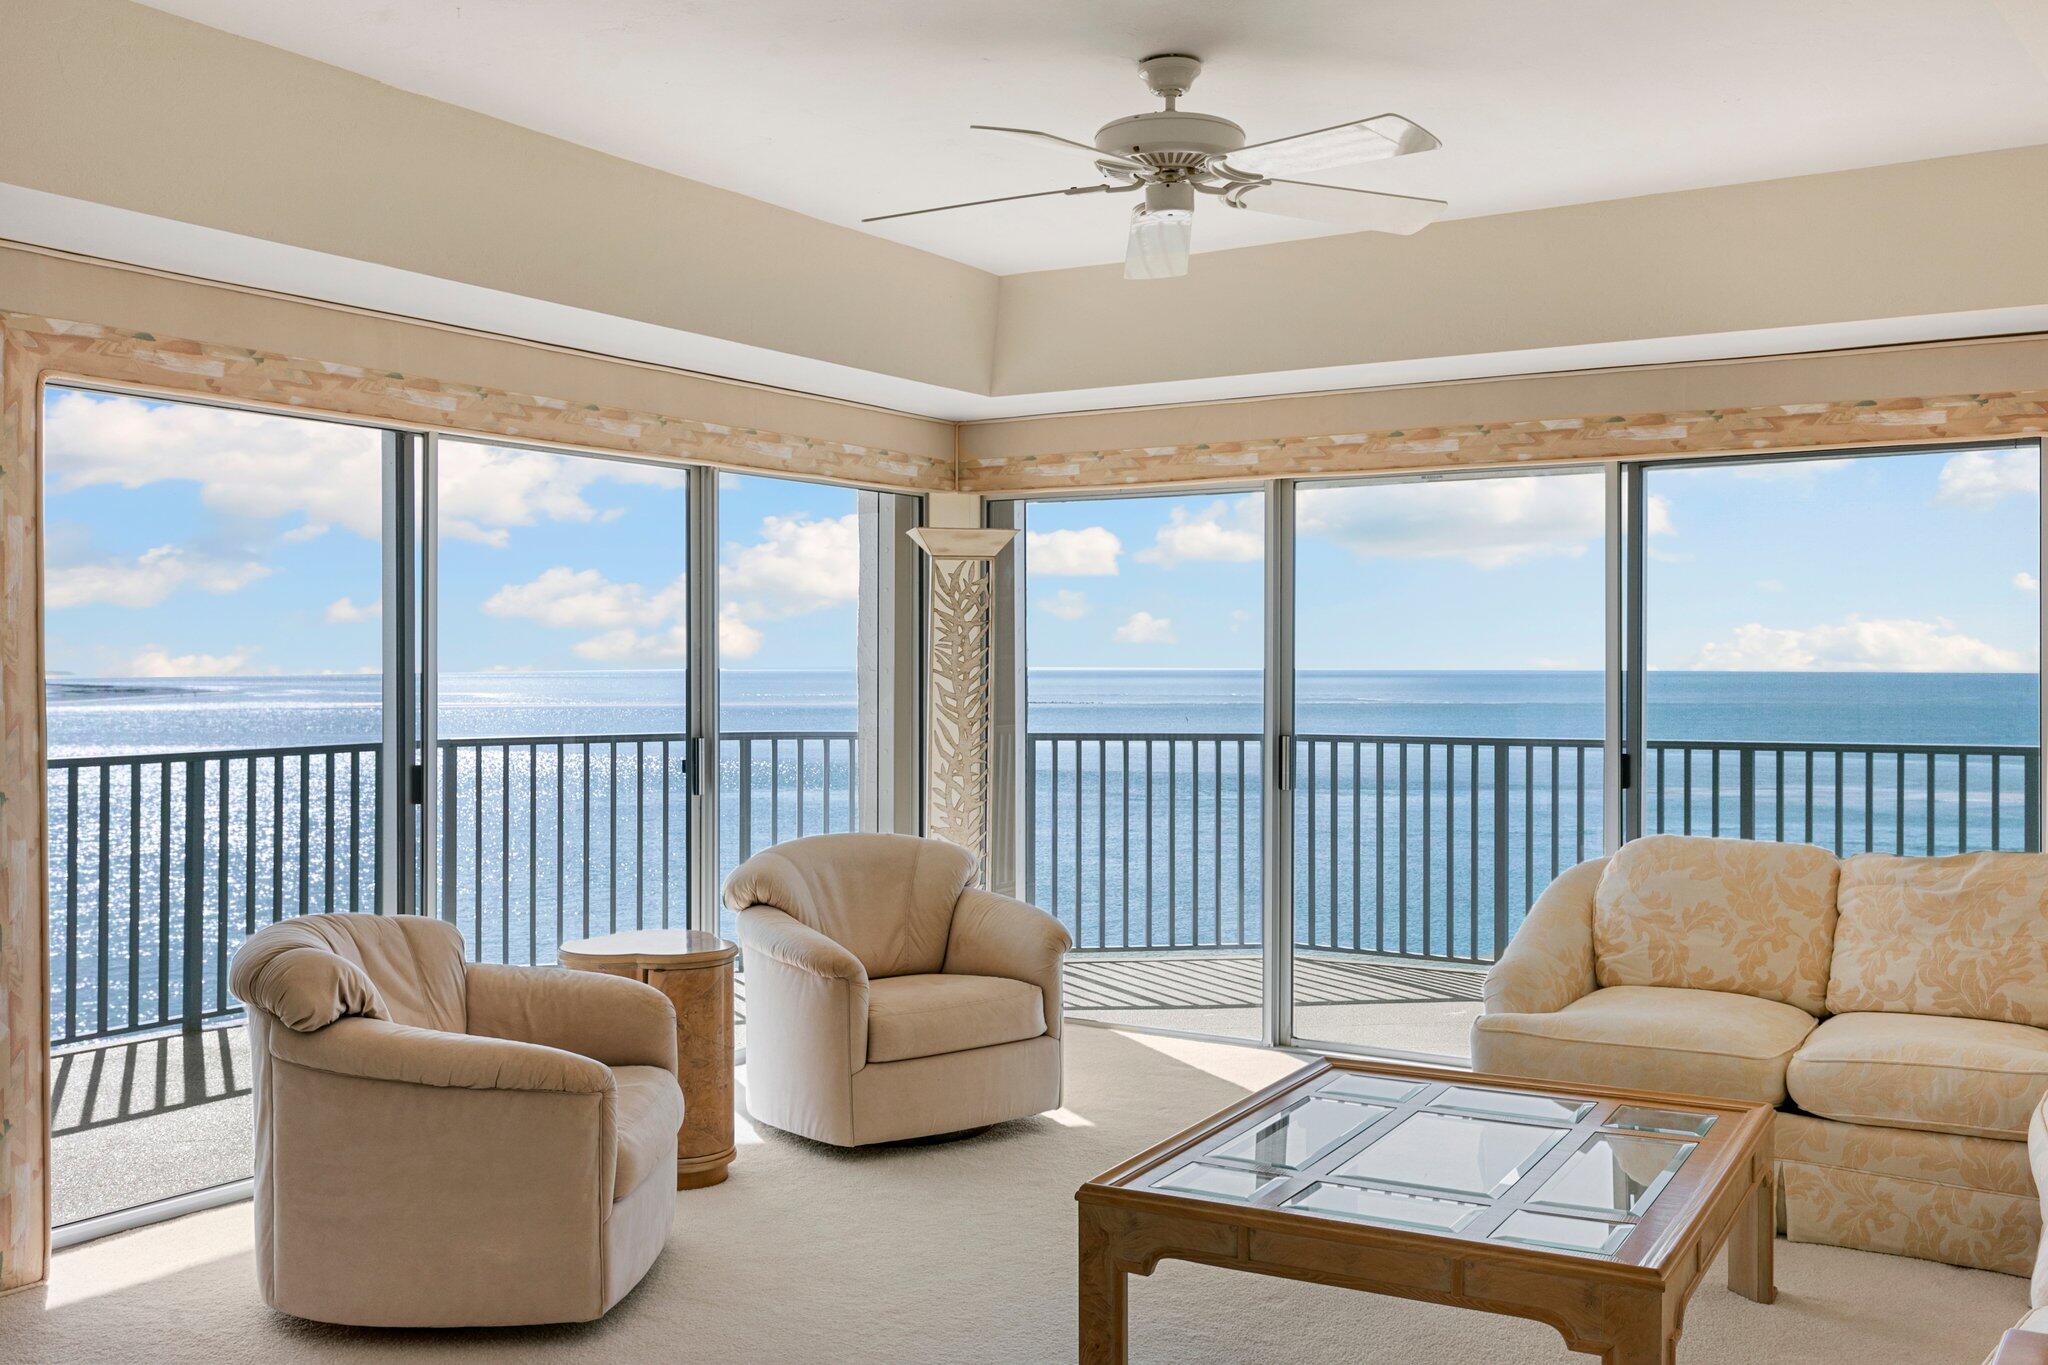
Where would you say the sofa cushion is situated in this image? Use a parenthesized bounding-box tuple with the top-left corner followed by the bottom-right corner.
(1471, 984, 1818, 1106)
(612, 1064, 683, 1199)
(1787, 1012, 2048, 1142)
(1593, 834, 1839, 1014)
(866, 973, 1045, 1064)
(1828, 851, 2048, 1028)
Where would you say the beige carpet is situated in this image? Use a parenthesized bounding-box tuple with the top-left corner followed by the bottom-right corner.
(3, 1023, 2028, 1363)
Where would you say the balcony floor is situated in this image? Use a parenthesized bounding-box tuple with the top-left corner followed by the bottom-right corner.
(1064, 950, 1483, 1056)
(49, 952, 1477, 1232)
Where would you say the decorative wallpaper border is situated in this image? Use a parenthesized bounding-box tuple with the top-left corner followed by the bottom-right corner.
(3, 313, 952, 491)
(958, 389, 2048, 491)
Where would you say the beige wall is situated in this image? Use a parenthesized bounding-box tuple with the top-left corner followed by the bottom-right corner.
(0, 0, 998, 395)
(991, 145, 2048, 396)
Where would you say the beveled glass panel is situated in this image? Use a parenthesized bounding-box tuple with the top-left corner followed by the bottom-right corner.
(1152, 1160, 1283, 1202)
(1288, 1181, 1486, 1233)
(1318, 1073, 1425, 1105)
(1209, 1096, 1386, 1170)
(1334, 1111, 1565, 1199)
(1491, 1209, 1634, 1256)
(1429, 1086, 1594, 1126)
(1607, 1105, 1717, 1138)
(1529, 1133, 1694, 1217)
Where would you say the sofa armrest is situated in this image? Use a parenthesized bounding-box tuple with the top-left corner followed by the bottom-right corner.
(1483, 856, 1604, 1017)
(267, 1015, 614, 1095)
(945, 888, 1072, 1038)
(464, 962, 676, 1071)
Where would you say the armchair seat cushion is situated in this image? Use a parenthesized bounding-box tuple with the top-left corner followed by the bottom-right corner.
(1471, 984, 1817, 1106)
(866, 973, 1046, 1063)
(612, 1064, 683, 1199)
(1788, 1012, 2048, 1141)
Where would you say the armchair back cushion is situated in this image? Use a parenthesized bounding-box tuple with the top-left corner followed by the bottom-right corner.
(1593, 834, 1840, 1015)
(229, 912, 468, 1033)
(723, 832, 977, 978)
(1828, 851, 2048, 1027)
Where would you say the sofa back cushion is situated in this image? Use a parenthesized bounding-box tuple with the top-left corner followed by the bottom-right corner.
(1594, 834, 1840, 1014)
(1828, 851, 2048, 1027)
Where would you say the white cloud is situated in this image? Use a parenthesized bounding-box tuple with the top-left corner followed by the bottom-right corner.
(1137, 501, 1261, 567)
(324, 595, 381, 624)
(46, 545, 269, 609)
(1936, 448, 2038, 509)
(1026, 527, 1121, 576)
(1691, 616, 2031, 672)
(1114, 611, 1177, 645)
(482, 511, 851, 663)
(1297, 479, 1663, 569)
(44, 390, 676, 547)
(1038, 589, 1090, 621)
(1754, 579, 1785, 593)
(485, 566, 688, 631)
(127, 644, 260, 677)
(2018, 572, 2040, 594)
(721, 513, 859, 619)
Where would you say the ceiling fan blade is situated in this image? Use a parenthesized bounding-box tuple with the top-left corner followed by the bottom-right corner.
(1229, 179, 1447, 235)
(862, 184, 1106, 224)
(1226, 114, 1440, 178)
(971, 125, 1148, 171)
(1124, 204, 1191, 281)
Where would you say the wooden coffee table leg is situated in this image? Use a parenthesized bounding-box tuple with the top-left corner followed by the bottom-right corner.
(1726, 1168, 1776, 1304)
(1078, 1207, 1128, 1365)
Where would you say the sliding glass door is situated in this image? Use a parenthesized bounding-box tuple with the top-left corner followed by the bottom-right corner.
(430, 439, 694, 965)
(42, 385, 390, 1228)
(1290, 470, 1608, 1059)
(1019, 491, 1266, 1041)
(1638, 445, 2041, 855)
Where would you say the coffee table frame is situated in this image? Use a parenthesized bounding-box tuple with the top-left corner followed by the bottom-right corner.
(1077, 1057, 1774, 1364)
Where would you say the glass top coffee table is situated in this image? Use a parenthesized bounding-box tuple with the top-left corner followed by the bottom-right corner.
(1077, 1057, 1775, 1364)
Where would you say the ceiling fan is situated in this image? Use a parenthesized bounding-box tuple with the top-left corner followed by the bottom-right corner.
(863, 53, 1446, 280)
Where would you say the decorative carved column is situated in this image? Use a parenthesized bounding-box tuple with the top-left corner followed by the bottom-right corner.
(907, 526, 1016, 882)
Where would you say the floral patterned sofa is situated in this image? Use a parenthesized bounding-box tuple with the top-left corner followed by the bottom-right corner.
(1473, 833, 2048, 1275)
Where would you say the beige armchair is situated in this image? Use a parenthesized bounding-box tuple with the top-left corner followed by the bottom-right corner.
(229, 913, 681, 1327)
(725, 832, 1072, 1146)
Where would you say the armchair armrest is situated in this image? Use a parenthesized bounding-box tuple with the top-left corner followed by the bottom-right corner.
(741, 906, 869, 983)
(738, 907, 870, 1080)
(1483, 855, 1604, 1017)
(266, 1015, 614, 1095)
(945, 888, 1071, 1037)
(464, 962, 676, 1072)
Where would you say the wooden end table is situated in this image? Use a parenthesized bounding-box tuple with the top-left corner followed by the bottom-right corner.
(1078, 1058, 1774, 1364)
(559, 929, 738, 1190)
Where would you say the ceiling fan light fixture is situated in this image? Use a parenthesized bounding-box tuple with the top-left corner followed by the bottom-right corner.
(1125, 197, 1192, 280)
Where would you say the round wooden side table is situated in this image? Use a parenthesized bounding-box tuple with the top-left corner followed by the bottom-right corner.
(558, 928, 738, 1190)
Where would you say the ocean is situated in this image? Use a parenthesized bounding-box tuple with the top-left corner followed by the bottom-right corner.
(43, 669, 2041, 1038)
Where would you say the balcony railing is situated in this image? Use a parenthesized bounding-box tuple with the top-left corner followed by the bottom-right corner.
(46, 729, 857, 1047)
(1029, 732, 2040, 966)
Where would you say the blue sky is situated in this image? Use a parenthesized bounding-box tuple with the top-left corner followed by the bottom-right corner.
(1024, 448, 2041, 674)
(42, 387, 859, 679)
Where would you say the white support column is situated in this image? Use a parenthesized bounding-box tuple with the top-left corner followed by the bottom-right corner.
(908, 493, 1015, 883)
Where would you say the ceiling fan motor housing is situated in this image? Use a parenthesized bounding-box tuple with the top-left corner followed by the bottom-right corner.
(1093, 112, 1246, 164)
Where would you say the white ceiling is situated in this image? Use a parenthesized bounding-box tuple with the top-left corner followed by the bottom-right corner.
(136, 0, 2048, 276)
